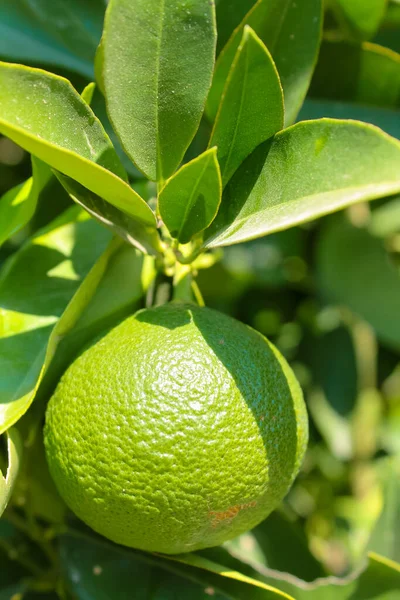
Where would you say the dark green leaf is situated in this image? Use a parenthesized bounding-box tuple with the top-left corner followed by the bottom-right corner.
(0, 0, 103, 78)
(215, 0, 257, 54)
(0, 62, 157, 228)
(204, 119, 400, 248)
(316, 216, 400, 350)
(298, 98, 400, 139)
(331, 0, 387, 40)
(0, 428, 22, 517)
(0, 208, 111, 434)
(309, 41, 400, 109)
(158, 148, 222, 244)
(207, 0, 322, 126)
(210, 26, 283, 187)
(0, 157, 51, 247)
(61, 534, 228, 600)
(103, 0, 217, 182)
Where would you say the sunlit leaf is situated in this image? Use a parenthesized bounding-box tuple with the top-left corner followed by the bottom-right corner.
(103, 0, 217, 182)
(0, 428, 22, 517)
(204, 120, 400, 248)
(209, 26, 283, 187)
(207, 0, 322, 126)
(158, 148, 222, 244)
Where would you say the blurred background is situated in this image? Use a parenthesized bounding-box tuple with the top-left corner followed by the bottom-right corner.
(0, 0, 399, 587)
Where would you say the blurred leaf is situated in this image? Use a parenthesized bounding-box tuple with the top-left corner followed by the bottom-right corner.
(158, 148, 222, 244)
(0, 0, 104, 78)
(0, 428, 22, 517)
(0, 157, 51, 247)
(317, 216, 400, 350)
(309, 41, 400, 109)
(225, 510, 325, 582)
(308, 389, 353, 460)
(331, 0, 387, 40)
(0, 208, 111, 434)
(207, 0, 322, 126)
(369, 196, 400, 237)
(215, 0, 257, 54)
(204, 119, 400, 248)
(257, 553, 400, 599)
(368, 457, 400, 563)
(0, 62, 157, 229)
(61, 534, 228, 600)
(102, 0, 216, 182)
(298, 98, 400, 139)
(209, 26, 283, 187)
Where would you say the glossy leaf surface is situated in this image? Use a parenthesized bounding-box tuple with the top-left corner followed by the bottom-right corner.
(204, 120, 400, 248)
(103, 0, 216, 182)
(158, 148, 222, 244)
(0, 157, 51, 247)
(210, 26, 283, 187)
(0, 209, 111, 434)
(0, 428, 22, 517)
(0, 62, 156, 227)
(207, 0, 322, 126)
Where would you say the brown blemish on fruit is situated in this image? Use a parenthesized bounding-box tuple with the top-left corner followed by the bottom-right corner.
(209, 501, 257, 528)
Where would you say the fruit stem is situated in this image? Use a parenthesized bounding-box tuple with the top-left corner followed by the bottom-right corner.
(172, 263, 194, 304)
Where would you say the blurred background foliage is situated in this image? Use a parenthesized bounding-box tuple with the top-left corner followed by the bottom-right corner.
(0, 0, 400, 598)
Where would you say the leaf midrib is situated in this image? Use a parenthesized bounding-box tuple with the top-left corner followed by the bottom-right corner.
(155, 0, 166, 182)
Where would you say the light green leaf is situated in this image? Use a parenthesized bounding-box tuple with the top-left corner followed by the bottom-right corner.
(81, 82, 96, 106)
(215, 0, 257, 54)
(204, 119, 400, 248)
(309, 41, 400, 109)
(0, 157, 51, 247)
(0, 62, 157, 228)
(158, 148, 222, 244)
(298, 99, 400, 139)
(316, 216, 400, 350)
(0, 208, 112, 434)
(368, 458, 400, 563)
(0, 428, 22, 517)
(331, 0, 387, 40)
(369, 196, 400, 237)
(210, 26, 283, 187)
(102, 0, 217, 182)
(207, 0, 322, 126)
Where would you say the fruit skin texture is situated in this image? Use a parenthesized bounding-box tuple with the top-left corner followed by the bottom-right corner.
(44, 303, 308, 554)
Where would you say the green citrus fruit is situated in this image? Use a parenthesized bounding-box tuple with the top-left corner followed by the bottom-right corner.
(44, 303, 308, 554)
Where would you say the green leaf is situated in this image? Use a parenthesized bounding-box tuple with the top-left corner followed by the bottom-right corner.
(256, 553, 400, 599)
(209, 26, 283, 187)
(0, 62, 157, 228)
(0, 157, 51, 247)
(215, 0, 257, 54)
(317, 216, 400, 351)
(56, 174, 163, 256)
(0, 428, 22, 517)
(207, 0, 322, 126)
(0, 208, 112, 434)
(204, 119, 400, 248)
(158, 148, 222, 244)
(368, 458, 400, 563)
(103, 0, 217, 182)
(61, 534, 229, 600)
(331, 0, 387, 40)
(369, 196, 400, 237)
(309, 41, 400, 109)
(0, 0, 102, 78)
(298, 98, 400, 140)
(225, 510, 325, 582)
